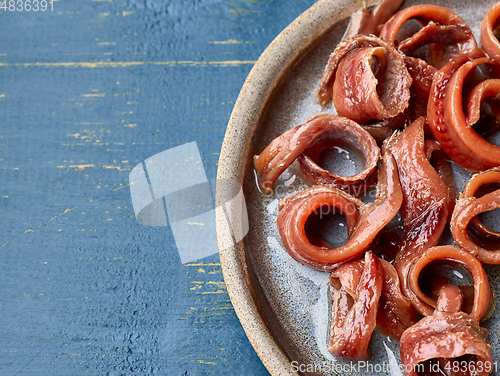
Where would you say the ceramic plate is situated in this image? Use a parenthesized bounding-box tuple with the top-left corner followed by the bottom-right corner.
(216, 0, 500, 375)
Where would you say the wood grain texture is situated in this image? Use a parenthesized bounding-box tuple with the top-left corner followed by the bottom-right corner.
(0, 0, 318, 374)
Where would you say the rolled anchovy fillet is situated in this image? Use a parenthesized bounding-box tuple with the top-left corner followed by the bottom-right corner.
(481, 2, 500, 64)
(400, 311, 493, 376)
(276, 147, 401, 271)
(380, 4, 477, 69)
(317, 34, 412, 125)
(407, 246, 492, 322)
(329, 251, 383, 360)
(451, 167, 500, 264)
(254, 114, 380, 195)
(427, 50, 500, 172)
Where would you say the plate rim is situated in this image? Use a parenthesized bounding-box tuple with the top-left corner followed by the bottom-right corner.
(215, 0, 379, 374)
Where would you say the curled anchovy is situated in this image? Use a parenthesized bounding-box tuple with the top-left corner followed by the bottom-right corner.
(329, 251, 383, 360)
(451, 167, 500, 264)
(276, 147, 401, 271)
(481, 2, 500, 64)
(400, 311, 493, 376)
(328, 254, 416, 341)
(344, 0, 403, 38)
(317, 34, 412, 124)
(407, 246, 492, 322)
(380, 4, 477, 69)
(384, 117, 452, 316)
(427, 50, 500, 172)
(385, 117, 451, 261)
(253, 114, 380, 195)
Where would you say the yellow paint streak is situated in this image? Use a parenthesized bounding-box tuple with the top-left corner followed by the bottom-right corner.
(205, 306, 233, 311)
(123, 124, 137, 127)
(102, 165, 127, 171)
(0, 94, 5, 98)
(197, 360, 217, 365)
(0, 60, 256, 68)
(1, 228, 32, 247)
(185, 262, 221, 267)
(81, 93, 106, 97)
(50, 208, 75, 220)
(71, 164, 94, 170)
(97, 42, 116, 46)
(112, 183, 130, 192)
(199, 312, 230, 318)
(122, 11, 135, 16)
(200, 290, 227, 295)
(209, 39, 241, 44)
(56, 164, 94, 170)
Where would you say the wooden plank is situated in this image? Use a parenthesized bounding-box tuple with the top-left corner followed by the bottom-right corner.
(0, 0, 317, 374)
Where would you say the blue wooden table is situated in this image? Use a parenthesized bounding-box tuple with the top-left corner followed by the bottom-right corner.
(0, 0, 317, 374)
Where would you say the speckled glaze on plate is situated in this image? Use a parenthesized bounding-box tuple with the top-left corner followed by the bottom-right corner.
(216, 0, 500, 375)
